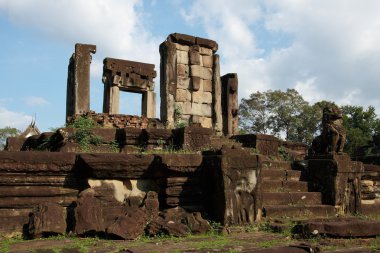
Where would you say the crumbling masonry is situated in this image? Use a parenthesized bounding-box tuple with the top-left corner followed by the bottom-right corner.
(2, 33, 380, 240)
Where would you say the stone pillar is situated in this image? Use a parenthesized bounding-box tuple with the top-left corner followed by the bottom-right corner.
(221, 73, 239, 136)
(103, 84, 120, 114)
(66, 43, 96, 120)
(142, 91, 156, 118)
(159, 33, 219, 129)
(159, 41, 177, 128)
(307, 154, 363, 214)
(212, 55, 223, 135)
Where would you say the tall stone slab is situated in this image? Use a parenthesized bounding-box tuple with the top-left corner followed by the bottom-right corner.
(221, 73, 239, 136)
(66, 43, 96, 120)
(212, 55, 223, 135)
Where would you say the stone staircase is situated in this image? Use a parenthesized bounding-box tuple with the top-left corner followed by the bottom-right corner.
(261, 159, 336, 219)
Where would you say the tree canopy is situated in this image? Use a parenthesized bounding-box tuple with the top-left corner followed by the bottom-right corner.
(239, 89, 320, 144)
(239, 89, 380, 155)
(0, 127, 21, 150)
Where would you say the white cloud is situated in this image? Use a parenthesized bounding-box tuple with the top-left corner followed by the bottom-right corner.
(181, 0, 380, 113)
(24, 96, 49, 106)
(0, 0, 160, 78)
(0, 106, 32, 130)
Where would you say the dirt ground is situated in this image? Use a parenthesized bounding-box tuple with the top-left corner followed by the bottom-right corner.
(1, 229, 379, 253)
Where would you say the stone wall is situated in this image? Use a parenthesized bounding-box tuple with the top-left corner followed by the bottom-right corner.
(5, 125, 214, 153)
(67, 112, 163, 129)
(160, 33, 222, 132)
(0, 152, 82, 236)
(307, 154, 363, 214)
(202, 147, 261, 226)
(232, 134, 281, 157)
(0, 148, 261, 237)
(361, 164, 380, 216)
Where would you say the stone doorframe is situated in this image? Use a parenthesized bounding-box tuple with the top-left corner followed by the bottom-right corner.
(102, 58, 157, 118)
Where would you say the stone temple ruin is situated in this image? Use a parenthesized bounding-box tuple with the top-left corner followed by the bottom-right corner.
(1, 33, 380, 243)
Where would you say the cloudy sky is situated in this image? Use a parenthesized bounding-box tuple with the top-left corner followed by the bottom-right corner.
(1, 0, 380, 132)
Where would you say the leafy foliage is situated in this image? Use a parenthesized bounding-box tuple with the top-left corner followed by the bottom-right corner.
(0, 126, 21, 150)
(67, 116, 103, 152)
(239, 89, 380, 156)
(342, 105, 380, 155)
(239, 89, 319, 144)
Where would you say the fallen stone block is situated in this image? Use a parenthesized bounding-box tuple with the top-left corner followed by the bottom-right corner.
(294, 218, 380, 238)
(28, 203, 67, 238)
(106, 207, 147, 240)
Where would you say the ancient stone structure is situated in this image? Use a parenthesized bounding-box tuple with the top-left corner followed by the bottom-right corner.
(221, 73, 239, 136)
(66, 43, 96, 118)
(102, 58, 157, 118)
(307, 154, 363, 214)
(311, 104, 346, 155)
(160, 33, 237, 135)
(3, 33, 378, 244)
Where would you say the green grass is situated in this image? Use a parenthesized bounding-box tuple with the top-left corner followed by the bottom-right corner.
(1, 237, 23, 253)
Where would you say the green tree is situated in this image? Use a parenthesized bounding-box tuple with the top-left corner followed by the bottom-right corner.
(239, 91, 272, 134)
(341, 105, 380, 155)
(0, 127, 21, 150)
(239, 89, 319, 144)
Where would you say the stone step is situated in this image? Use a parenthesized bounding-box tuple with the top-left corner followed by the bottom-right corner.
(210, 137, 242, 149)
(261, 180, 310, 192)
(262, 160, 292, 170)
(262, 205, 336, 219)
(262, 192, 322, 205)
(261, 169, 305, 181)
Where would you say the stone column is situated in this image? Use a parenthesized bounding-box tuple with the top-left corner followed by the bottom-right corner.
(103, 84, 120, 114)
(221, 73, 239, 136)
(142, 91, 156, 118)
(159, 41, 177, 128)
(66, 43, 96, 120)
(212, 55, 222, 135)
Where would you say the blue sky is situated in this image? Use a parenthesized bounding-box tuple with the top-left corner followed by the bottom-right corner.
(1, 0, 380, 132)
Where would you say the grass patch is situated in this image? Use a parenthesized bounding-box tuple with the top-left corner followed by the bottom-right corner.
(1, 237, 23, 253)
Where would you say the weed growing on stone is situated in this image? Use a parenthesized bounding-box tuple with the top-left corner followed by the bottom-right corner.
(67, 116, 103, 152)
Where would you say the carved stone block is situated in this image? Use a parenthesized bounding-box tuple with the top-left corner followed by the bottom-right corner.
(191, 103, 202, 116)
(192, 91, 203, 104)
(203, 79, 212, 92)
(192, 76, 201, 91)
(202, 92, 212, 104)
(177, 50, 189, 65)
(189, 48, 201, 65)
(190, 65, 212, 80)
(175, 44, 190, 52)
(202, 104, 212, 117)
(200, 117, 212, 128)
(177, 77, 191, 89)
(176, 89, 191, 102)
(200, 47, 213, 56)
(177, 64, 190, 77)
(202, 55, 213, 68)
